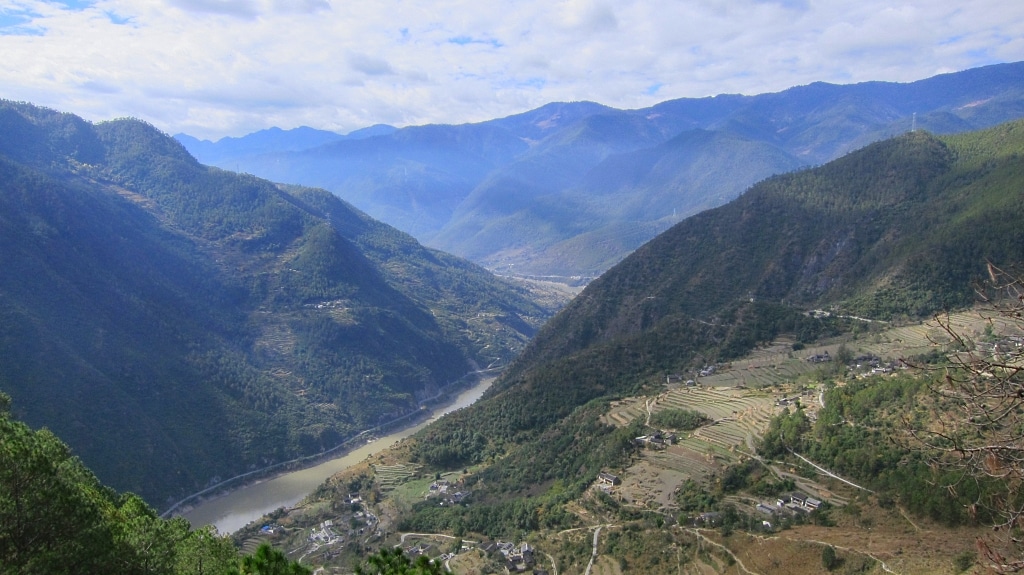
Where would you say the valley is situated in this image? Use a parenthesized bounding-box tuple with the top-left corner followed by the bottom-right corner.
(238, 310, 1009, 574)
(215, 117, 1024, 573)
(0, 100, 549, 506)
(180, 375, 496, 533)
(4, 64, 1024, 575)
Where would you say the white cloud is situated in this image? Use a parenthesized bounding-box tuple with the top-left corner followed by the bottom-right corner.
(165, 0, 260, 18)
(0, 0, 1022, 139)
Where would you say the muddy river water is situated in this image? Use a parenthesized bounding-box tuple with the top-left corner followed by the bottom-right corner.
(182, 377, 493, 533)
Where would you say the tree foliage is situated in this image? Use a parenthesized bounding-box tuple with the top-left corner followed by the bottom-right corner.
(227, 543, 311, 575)
(354, 547, 446, 575)
(757, 373, 980, 526)
(648, 408, 710, 431)
(910, 264, 1024, 571)
(821, 545, 838, 571)
(0, 393, 240, 574)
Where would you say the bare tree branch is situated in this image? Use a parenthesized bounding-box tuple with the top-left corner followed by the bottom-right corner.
(907, 263, 1024, 572)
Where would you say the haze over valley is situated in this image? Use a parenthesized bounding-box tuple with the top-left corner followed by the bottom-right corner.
(177, 62, 1024, 279)
(4, 2, 1024, 571)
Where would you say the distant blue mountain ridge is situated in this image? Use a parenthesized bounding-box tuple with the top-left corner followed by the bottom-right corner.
(176, 61, 1024, 279)
(174, 123, 396, 165)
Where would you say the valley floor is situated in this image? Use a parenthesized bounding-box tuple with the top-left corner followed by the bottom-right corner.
(237, 310, 1011, 574)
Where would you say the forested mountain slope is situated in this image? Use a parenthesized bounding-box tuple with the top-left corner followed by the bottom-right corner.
(180, 62, 1024, 278)
(0, 100, 547, 506)
(396, 120, 1024, 520)
(514, 122, 1024, 375)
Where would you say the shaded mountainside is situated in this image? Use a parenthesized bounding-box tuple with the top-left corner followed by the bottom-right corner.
(519, 122, 1024, 372)
(180, 62, 1024, 278)
(0, 100, 547, 506)
(393, 120, 1024, 517)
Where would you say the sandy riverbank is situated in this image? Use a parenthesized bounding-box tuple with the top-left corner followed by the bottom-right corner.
(180, 375, 495, 533)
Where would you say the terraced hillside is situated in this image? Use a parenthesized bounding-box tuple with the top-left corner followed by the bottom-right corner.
(603, 386, 778, 513)
(595, 310, 1003, 517)
(235, 307, 1020, 574)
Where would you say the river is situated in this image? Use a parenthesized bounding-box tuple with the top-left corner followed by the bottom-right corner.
(181, 377, 494, 534)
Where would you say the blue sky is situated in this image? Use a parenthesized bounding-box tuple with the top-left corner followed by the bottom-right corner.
(1, 0, 1022, 139)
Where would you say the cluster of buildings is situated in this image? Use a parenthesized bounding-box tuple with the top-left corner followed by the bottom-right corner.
(665, 367, 713, 385)
(634, 431, 677, 449)
(479, 540, 540, 573)
(693, 511, 723, 526)
(698, 365, 717, 377)
(402, 542, 434, 558)
(427, 478, 469, 505)
(977, 336, 1024, 362)
(775, 389, 813, 407)
(807, 350, 908, 375)
(296, 494, 380, 555)
(805, 351, 832, 364)
(691, 491, 826, 530)
(849, 353, 908, 376)
(754, 491, 823, 525)
(308, 520, 342, 546)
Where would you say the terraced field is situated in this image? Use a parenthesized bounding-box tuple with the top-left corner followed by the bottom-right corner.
(697, 341, 835, 388)
(607, 387, 777, 448)
(603, 397, 649, 427)
(645, 446, 720, 481)
(605, 310, 1012, 518)
(610, 385, 779, 511)
(667, 388, 775, 451)
(695, 312, 1003, 389)
(372, 463, 423, 490)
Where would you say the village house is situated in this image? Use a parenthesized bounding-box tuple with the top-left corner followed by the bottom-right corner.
(775, 395, 801, 407)
(497, 541, 536, 572)
(635, 431, 677, 448)
(428, 479, 451, 495)
(806, 351, 831, 363)
(694, 511, 722, 526)
(772, 491, 822, 513)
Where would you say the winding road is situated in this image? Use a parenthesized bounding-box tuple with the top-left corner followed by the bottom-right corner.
(583, 526, 603, 575)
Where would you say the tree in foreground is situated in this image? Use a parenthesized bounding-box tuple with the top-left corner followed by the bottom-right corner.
(912, 264, 1024, 572)
(0, 393, 238, 575)
(226, 543, 311, 575)
(354, 547, 447, 575)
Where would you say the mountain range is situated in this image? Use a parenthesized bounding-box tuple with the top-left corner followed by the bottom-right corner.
(178, 61, 1024, 279)
(192, 110, 1024, 574)
(362, 117, 1024, 544)
(4, 63, 1024, 573)
(0, 100, 547, 506)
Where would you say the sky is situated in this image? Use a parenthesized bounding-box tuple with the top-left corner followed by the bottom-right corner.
(2, 0, 1023, 140)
